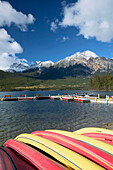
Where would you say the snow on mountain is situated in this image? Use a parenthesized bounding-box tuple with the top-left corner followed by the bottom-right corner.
(54, 50, 113, 73)
(6, 50, 112, 73)
(7, 60, 54, 72)
(81, 50, 99, 60)
(29, 60, 54, 70)
(57, 50, 98, 63)
(28, 61, 42, 70)
(55, 50, 99, 68)
(6, 63, 29, 72)
(41, 60, 54, 67)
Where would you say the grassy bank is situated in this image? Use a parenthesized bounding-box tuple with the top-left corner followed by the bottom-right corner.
(0, 74, 90, 91)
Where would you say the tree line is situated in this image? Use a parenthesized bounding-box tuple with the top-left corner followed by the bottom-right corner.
(89, 73, 113, 91)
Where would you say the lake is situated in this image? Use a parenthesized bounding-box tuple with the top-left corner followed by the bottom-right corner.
(0, 90, 113, 145)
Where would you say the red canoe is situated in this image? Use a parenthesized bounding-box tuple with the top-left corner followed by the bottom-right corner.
(3, 139, 65, 170)
(1, 97, 18, 101)
(0, 147, 16, 170)
(74, 97, 90, 103)
(18, 97, 34, 100)
(35, 96, 50, 100)
(81, 133, 113, 145)
(31, 130, 113, 170)
(0, 147, 36, 170)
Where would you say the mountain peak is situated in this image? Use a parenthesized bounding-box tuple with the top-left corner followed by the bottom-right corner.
(81, 50, 99, 60)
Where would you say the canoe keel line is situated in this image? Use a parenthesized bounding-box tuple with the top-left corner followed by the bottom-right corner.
(1, 127, 113, 169)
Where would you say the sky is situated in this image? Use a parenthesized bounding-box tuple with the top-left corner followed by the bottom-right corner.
(1, 0, 113, 70)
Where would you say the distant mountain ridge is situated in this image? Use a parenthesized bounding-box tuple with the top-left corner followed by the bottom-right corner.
(6, 60, 54, 73)
(5, 50, 113, 76)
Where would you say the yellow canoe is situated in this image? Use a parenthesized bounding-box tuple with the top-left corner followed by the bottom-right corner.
(15, 133, 104, 170)
(74, 127, 113, 135)
(46, 130, 113, 156)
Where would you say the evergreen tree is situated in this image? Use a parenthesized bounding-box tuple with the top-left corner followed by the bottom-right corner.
(89, 72, 113, 91)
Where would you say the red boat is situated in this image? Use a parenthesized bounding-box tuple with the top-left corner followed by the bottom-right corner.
(1, 97, 18, 101)
(74, 97, 90, 103)
(61, 96, 74, 101)
(18, 97, 34, 100)
(3, 139, 65, 170)
(35, 96, 50, 100)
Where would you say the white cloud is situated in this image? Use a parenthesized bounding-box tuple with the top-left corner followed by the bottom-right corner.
(59, 0, 113, 42)
(56, 36, 69, 42)
(0, 28, 28, 70)
(62, 36, 69, 42)
(0, 1, 35, 70)
(50, 19, 59, 32)
(0, 0, 35, 31)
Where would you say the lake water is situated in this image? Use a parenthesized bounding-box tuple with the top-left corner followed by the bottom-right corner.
(0, 90, 113, 145)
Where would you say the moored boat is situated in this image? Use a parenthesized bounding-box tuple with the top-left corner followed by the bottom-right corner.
(35, 96, 50, 100)
(18, 97, 34, 100)
(61, 96, 74, 101)
(74, 97, 90, 103)
(1, 97, 18, 101)
(50, 95, 61, 100)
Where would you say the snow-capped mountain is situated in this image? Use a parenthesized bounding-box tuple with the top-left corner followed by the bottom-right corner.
(7, 60, 54, 72)
(54, 50, 113, 73)
(5, 50, 113, 73)
(29, 60, 54, 70)
(6, 63, 29, 72)
(55, 50, 99, 68)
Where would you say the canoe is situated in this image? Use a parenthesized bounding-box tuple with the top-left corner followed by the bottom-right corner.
(46, 130, 113, 156)
(74, 97, 90, 103)
(18, 97, 34, 100)
(74, 127, 113, 145)
(0, 147, 36, 170)
(15, 133, 104, 170)
(31, 130, 113, 169)
(35, 96, 50, 100)
(4, 139, 65, 170)
(61, 96, 74, 101)
(74, 127, 113, 135)
(79, 132, 113, 145)
(50, 96, 61, 100)
(1, 97, 18, 101)
(0, 147, 16, 170)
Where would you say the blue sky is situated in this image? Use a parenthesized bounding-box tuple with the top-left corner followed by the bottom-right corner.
(0, 0, 113, 70)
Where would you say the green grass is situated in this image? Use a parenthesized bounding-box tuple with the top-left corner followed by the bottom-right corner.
(42, 77, 90, 89)
(0, 70, 90, 91)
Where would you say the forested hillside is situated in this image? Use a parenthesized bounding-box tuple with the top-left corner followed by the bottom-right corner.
(89, 73, 113, 91)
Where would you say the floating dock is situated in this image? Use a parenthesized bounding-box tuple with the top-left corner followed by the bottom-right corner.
(1, 93, 113, 104)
